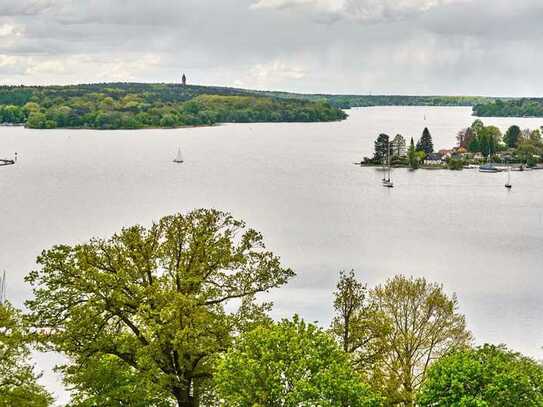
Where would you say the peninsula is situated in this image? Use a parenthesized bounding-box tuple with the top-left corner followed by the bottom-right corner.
(0, 82, 347, 130)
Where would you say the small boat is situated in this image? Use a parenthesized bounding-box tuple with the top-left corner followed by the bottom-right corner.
(479, 163, 500, 173)
(505, 166, 512, 189)
(173, 147, 184, 163)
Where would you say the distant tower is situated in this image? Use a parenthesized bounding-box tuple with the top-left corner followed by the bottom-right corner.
(182, 74, 187, 86)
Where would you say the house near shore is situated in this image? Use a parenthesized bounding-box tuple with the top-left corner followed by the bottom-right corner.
(424, 152, 444, 165)
(438, 149, 453, 159)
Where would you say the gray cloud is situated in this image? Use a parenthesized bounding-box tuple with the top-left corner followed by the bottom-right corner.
(1, 1, 543, 96)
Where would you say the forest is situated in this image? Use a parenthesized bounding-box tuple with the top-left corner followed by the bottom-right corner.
(259, 91, 497, 109)
(473, 98, 543, 117)
(0, 83, 347, 129)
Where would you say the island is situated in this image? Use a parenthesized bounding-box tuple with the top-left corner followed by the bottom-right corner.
(359, 120, 543, 170)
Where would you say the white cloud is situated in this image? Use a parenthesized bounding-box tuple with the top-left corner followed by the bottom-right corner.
(0, 0, 57, 16)
(250, 61, 308, 82)
(251, 0, 343, 11)
(0, 54, 18, 66)
(251, 0, 468, 23)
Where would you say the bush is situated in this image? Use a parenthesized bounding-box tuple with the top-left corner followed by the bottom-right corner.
(447, 157, 464, 170)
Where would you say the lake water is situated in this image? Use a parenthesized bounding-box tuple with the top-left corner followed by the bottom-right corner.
(1, 106, 543, 403)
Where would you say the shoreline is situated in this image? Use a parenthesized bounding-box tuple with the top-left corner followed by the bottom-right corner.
(354, 162, 543, 171)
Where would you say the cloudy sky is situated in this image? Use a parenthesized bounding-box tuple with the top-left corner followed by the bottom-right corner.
(1, 0, 543, 96)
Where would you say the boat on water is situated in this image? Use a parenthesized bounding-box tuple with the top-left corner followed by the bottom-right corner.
(173, 147, 184, 163)
(0, 152, 17, 167)
(479, 163, 500, 173)
(505, 166, 512, 189)
(382, 141, 394, 188)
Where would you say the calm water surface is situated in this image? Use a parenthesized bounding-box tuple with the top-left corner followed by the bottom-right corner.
(1, 106, 543, 402)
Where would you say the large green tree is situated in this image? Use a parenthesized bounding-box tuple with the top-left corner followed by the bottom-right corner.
(26, 209, 294, 407)
(504, 125, 521, 148)
(0, 302, 53, 407)
(478, 125, 502, 157)
(416, 128, 434, 155)
(368, 276, 472, 406)
(214, 316, 382, 407)
(418, 345, 543, 406)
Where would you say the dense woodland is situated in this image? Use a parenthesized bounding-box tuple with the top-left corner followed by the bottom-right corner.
(473, 98, 543, 117)
(260, 92, 497, 109)
(0, 83, 346, 129)
(2, 209, 543, 406)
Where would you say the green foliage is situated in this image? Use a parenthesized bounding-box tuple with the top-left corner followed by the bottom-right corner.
(256, 91, 494, 109)
(504, 125, 521, 148)
(391, 134, 406, 157)
(214, 316, 382, 407)
(464, 120, 503, 157)
(418, 345, 543, 406)
(0, 83, 346, 129)
(0, 302, 53, 407)
(478, 125, 502, 157)
(25, 209, 294, 406)
(62, 355, 173, 407)
(330, 271, 389, 371)
(416, 127, 434, 155)
(407, 137, 419, 169)
(368, 275, 472, 406)
(447, 157, 464, 170)
(374, 133, 391, 161)
(474, 98, 543, 117)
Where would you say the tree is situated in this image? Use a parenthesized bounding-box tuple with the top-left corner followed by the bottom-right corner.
(368, 275, 472, 406)
(26, 209, 294, 407)
(471, 119, 484, 135)
(330, 271, 388, 370)
(0, 302, 53, 407)
(391, 134, 406, 157)
(214, 316, 382, 407)
(418, 345, 543, 406)
(407, 137, 419, 169)
(416, 128, 433, 155)
(478, 125, 502, 157)
(62, 354, 173, 407)
(374, 133, 391, 162)
(504, 125, 521, 148)
(457, 127, 475, 149)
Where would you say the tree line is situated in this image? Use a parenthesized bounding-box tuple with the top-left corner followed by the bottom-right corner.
(2, 209, 542, 406)
(0, 84, 346, 129)
(457, 120, 543, 166)
(366, 127, 434, 169)
(473, 98, 543, 117)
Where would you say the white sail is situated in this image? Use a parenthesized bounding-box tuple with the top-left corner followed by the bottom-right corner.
(174, 147, 183, 163)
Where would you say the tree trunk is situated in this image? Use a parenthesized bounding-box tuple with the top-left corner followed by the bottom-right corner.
(173, 385, 195, 407)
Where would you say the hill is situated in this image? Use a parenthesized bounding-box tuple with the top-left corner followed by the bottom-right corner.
(0, 83, 346, 129)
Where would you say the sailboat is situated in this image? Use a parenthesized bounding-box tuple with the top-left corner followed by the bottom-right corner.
(505, 166, 512, 189)
(173, 147, 184, 163)
(383, 141, 394, 188)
